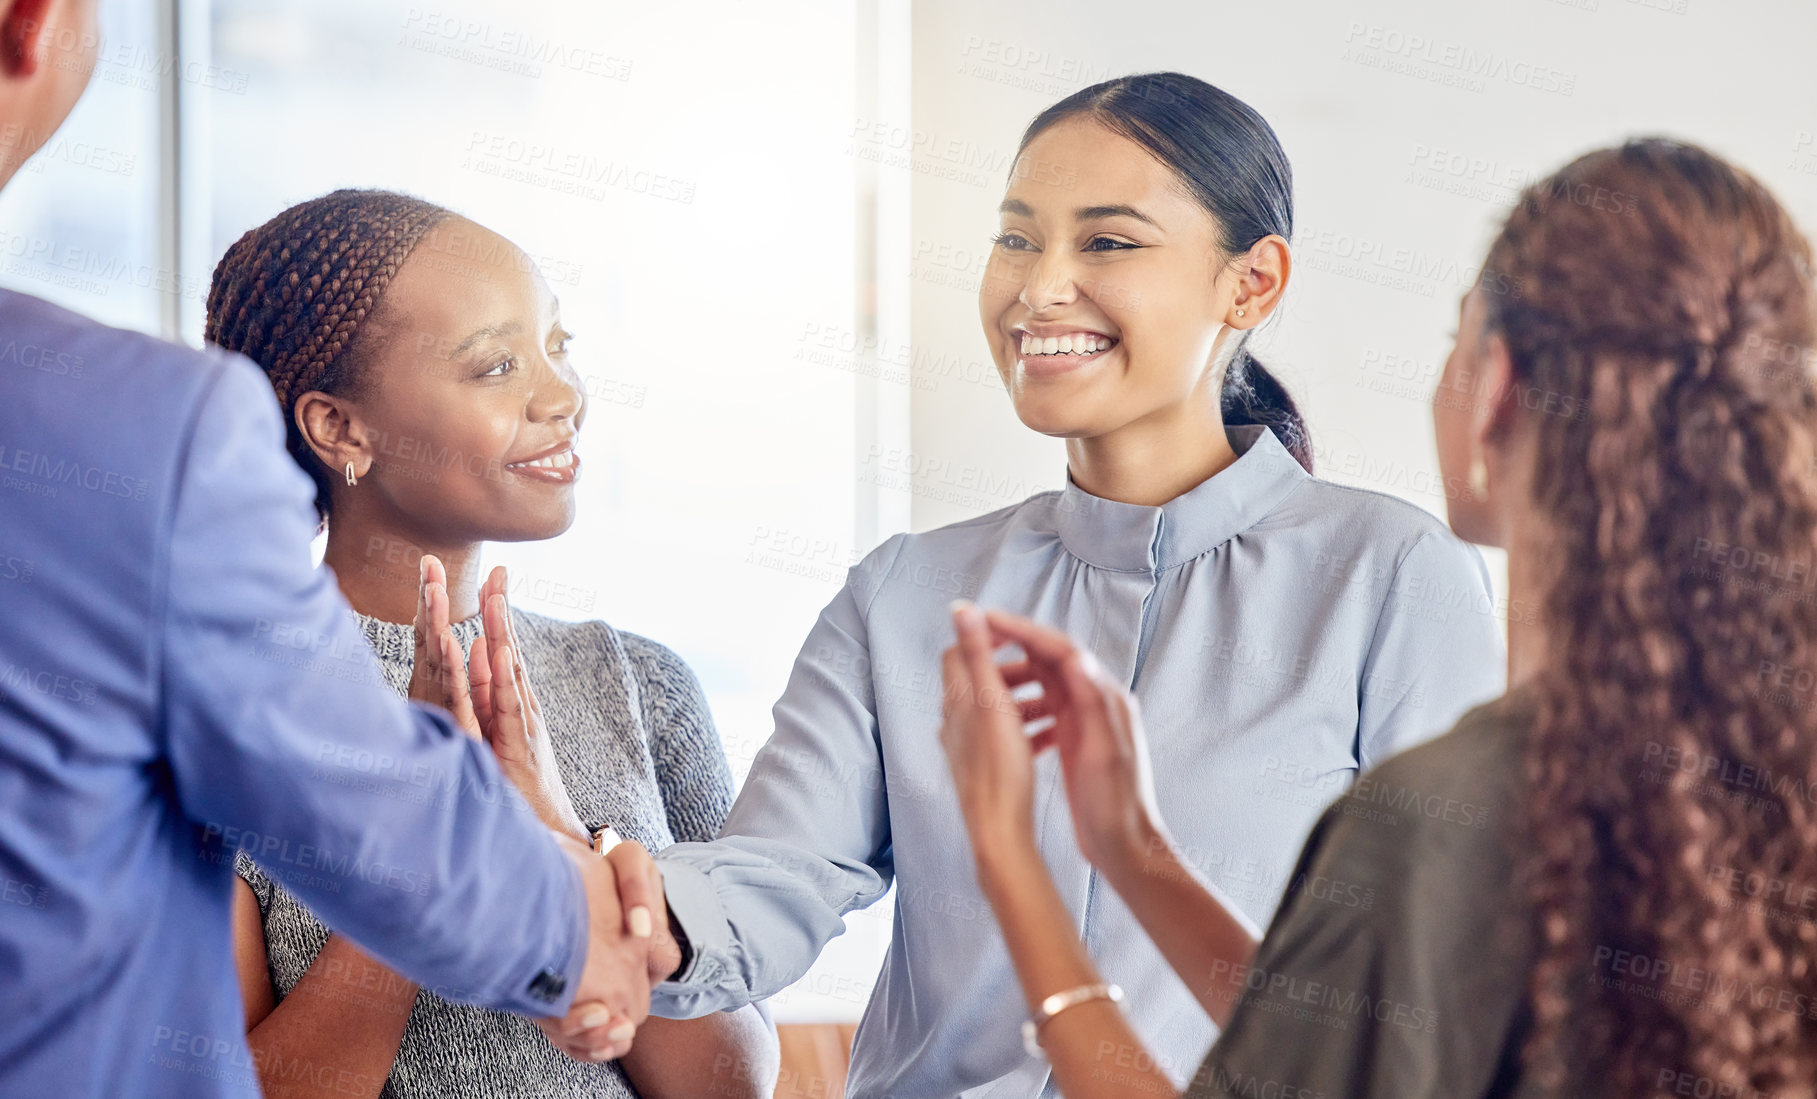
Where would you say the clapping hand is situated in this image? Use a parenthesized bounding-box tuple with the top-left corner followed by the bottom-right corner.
(408, 559, 659, 1061)
(467, 565, 589, 844)
(408, 555, 479, 735)
(939, 602, 1048, 859)
(407, 559, 586, 853)
(938, 602, 1166, 876)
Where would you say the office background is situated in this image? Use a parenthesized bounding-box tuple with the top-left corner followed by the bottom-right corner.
(6, 0, 1813, 1024)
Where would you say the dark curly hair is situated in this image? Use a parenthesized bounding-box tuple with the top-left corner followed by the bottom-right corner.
(205, 189, 452, 520)
(1485, 140, 1817, 1094)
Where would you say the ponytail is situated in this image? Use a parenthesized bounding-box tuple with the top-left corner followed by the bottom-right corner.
(1222, 349, 1313, 473)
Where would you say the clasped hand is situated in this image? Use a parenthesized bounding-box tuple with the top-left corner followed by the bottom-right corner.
(408, 556, 677, 1062)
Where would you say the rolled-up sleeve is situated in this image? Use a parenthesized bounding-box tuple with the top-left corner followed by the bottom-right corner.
(157, 355, 586, 1018)
(1356, 531, 1505, 769)
(651, 536, 905, 1019)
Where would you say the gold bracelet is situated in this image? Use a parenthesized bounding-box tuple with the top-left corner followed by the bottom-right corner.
(1021, 982, 1124, 1059)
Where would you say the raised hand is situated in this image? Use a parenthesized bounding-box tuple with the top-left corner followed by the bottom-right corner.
(975, 606, 1165, 874)
(408, 554, 480, 737)
(468, 566, 589, 844)
(538, 833, 660, 1063)
(938, 601, 1047, 859)
(972, 609, 1261, 1034)
(938, 602, 1165, 876)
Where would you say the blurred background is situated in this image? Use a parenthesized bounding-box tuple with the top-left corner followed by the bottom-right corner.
(6, 0, 1813, 1060)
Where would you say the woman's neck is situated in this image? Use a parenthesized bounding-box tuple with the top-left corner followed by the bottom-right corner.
(1492, 431, 1548, 690)
(320, 515, 483, 625)
(1502, 503, 1548, 690)
(1064, 405, 1239, 507)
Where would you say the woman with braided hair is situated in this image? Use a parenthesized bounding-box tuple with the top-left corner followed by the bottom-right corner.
(937, 138, 1817, 1097)
(205, 190, 778, 1099)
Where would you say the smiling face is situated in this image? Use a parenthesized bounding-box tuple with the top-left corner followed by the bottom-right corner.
(312, 217, 587, 547)
(980, 115, 1245, 439)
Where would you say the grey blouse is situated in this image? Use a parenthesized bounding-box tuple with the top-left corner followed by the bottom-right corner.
(239, 608, 733, 1099)
(655, 426, 1509, 1097)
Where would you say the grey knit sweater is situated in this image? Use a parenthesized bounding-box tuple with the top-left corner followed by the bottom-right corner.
(238, 608, 734, 1098)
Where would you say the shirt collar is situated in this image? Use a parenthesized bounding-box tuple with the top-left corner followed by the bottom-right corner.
(1053, 426, 1308, 572)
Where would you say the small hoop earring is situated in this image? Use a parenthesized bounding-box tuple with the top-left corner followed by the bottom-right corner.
(345, 461, 359, 487)
(1468, 455, 1488, 498)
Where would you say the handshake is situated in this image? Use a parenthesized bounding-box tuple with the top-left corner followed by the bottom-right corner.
(409, 556, 680, 1062)
(543, 829, 684, 1062)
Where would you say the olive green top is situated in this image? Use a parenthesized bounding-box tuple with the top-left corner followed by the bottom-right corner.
(1187, 691, 1540, 1099)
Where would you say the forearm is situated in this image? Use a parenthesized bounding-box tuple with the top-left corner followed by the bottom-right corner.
(530, 793, 590, 846)
(651, 838, 886, 1017)
(619, 1005, 779, 1099)
(1101, 826, 1258, 1029)
(977, 846, 1178, 1099)
(246, 934, 418, 1099)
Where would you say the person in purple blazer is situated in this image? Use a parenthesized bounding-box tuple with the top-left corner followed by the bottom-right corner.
(0, 2, 668, 1094)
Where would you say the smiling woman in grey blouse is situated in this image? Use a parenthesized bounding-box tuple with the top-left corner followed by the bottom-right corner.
(204, 192, 777, 1099)
(647, 72, 1504, 1097)
(940, 138, 1817, 1099)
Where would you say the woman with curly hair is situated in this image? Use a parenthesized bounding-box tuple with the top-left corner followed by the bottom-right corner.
(940, 137, 1817, 1097)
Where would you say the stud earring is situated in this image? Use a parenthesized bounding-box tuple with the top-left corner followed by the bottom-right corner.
(345, 461, 358, 487)
(1468, 454, 1488, 498)
(1235, 308, 1246, 318)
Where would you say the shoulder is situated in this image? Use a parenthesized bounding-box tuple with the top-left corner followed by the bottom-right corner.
(508, 609, 707, 703)
(1192, 692, 1536, 1098)
(849, 493, 1060, 603)
(1268, 693, 1532, 967)
(1266, 479, 1491, 614)
(505, 607, 622, 659)
(616, 630, 706, 695)
(1371, 689, 1532, 779)
(0, 287, 249, 404)
(0, 291, 305, 547)
(1275, 474, 1460, 557)
(0, 290, 278, 480)
(1322, 691, 1530, 866)
(874, 494, 1044, 561)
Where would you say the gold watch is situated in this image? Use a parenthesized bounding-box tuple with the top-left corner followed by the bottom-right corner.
(588, 825, 621, 855)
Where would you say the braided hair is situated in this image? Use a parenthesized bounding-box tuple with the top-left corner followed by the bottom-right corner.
(205, 189, 452, 520)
